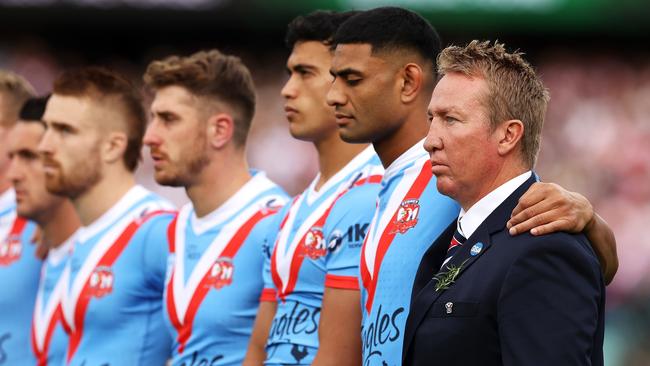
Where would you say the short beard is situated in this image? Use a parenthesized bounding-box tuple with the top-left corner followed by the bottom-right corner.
(45, 149, 103, 200)
(156, 133, 210, 187)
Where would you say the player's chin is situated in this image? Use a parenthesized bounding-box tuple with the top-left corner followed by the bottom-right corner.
(153, 171, 184, 187)
(338, 127, 370, 144)
(16, 205, 35, 219)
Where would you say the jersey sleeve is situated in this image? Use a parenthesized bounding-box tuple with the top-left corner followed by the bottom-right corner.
(140, 213, 175, 293)
(323, 183, 380, 290)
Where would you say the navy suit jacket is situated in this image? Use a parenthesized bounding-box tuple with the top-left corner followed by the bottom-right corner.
(403, 174, 605, 366)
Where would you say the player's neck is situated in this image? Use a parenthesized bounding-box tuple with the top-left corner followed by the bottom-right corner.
(73, 167, 136, 226)
(373, 109, 429, 168)
(314, 134, 368, 191)
(186, 152, 252, 218)
(41, 200, 80, 250)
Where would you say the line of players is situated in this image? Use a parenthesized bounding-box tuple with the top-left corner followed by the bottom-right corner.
(0, 7, 618, 366)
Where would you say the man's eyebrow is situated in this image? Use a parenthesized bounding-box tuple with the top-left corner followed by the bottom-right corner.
(50, 121, 77, 132)
(330, 67, 363, 78)
(16, 148, 39, 159)
(291, 64, 317, 73)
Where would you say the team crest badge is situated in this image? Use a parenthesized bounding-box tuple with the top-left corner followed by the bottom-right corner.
(205, 258, 234, 289)
(393, 199, 420, 234)
(303, 227, 327, 259)
(0, 234, 22, 266)
(88, 266, 114, 298)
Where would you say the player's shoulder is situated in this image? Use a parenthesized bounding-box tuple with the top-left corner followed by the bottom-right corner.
(251, 171, 289, 199)
(129, 187, 177, 237)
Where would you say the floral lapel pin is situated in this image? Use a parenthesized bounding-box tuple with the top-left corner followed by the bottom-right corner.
(433, 259, 469, 292)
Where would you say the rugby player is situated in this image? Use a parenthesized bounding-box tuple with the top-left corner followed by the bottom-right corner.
(7, 95, 80, 366)
(244, 11, 382, 366)
(39, 67, 175, 365)
(0, 70, 40, 365)
(143, 50, 288, 366)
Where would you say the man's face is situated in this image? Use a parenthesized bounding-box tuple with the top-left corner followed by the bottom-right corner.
(7, 122, 64, 220)
(143, 85, 209, 187)
(327, 43, 403, 144)
(423, 72, 500, 206)
(281, 41, 338, 142)
(39, 95, 103, 199)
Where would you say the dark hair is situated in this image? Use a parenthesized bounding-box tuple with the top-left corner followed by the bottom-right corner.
(53, 66, 146, 172)
(143, 49, 255, 147)
(18, 95, 50, 123)
(285, 10, 361, 49)
(332, 7, 441, 66)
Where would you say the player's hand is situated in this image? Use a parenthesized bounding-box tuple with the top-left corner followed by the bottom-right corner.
(507, 182, 594, 236)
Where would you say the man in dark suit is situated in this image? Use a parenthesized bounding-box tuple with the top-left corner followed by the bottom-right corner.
(403, 40, 605, 366)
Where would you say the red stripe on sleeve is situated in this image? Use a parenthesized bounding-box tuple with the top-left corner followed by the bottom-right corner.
(325, 274, 360, 290)
(259, 288, 278, 302)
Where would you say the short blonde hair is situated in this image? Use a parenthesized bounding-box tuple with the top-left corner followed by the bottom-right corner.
(437, 40, 549, 168)
(143, 50, 256, 146)
(0, 70, 35, 126)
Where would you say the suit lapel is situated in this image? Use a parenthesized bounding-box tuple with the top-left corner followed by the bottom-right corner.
(403, 174, 538, 360)
(410, 221, 455, 305)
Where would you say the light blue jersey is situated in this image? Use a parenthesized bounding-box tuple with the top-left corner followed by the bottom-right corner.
(62, 185, 175, 366)
(359, 142, 459, 366)
(264, 147, 383, 365)
(164, 172, 288, 366)
(31, 235, 73, 366)
(0, 188, 40, 366)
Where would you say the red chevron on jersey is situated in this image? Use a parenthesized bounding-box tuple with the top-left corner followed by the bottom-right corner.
(271, 173, 383, 301)
(65, 209, 172, 363)
(360, 162, 432, 314)
(31, 303, 64, 366)
(166, 201, 279, 354)
(32, 264, 69, 366)
(0, 216, 28, 266)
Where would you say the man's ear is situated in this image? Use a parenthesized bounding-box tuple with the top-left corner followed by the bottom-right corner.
(496, 119, 524, 156)
(401, 63, 423, 104)
(102, 131, 128, 165)
(207, 113, 235, 149)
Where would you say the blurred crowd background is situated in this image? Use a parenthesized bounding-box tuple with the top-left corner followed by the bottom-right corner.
(1, 0, 649, 364)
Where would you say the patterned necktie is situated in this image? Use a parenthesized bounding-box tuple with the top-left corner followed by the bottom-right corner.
(441, 228, 466, 269)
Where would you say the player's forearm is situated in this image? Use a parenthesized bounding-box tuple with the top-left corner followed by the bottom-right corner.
(313, 288, 363, 366)
(312, 342, 362, 366)
(584, 213, 618, 285)
(243, 301, 276, 366)
(242, 346, 266, 366)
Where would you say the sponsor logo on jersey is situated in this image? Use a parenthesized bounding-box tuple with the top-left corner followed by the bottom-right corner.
(0, 235, 22, 266)
(393, 199, 420, 234)
(302, 227, 327, 259)
(205, 258, 234, 289)
(87, 266, 114, 298)
(361, 305, 405, 366)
